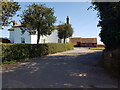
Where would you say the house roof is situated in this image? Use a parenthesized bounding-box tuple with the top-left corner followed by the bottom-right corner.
(69, 37, 81, 38)
(13, 24, 22, 27)
(80, 38, 97, 43)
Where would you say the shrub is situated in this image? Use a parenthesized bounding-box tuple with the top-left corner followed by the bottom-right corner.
(92, 2, 120, 49)
(2, 43, 73, 63)
(46, 43, 73, 54)
(102, 49, 120, 78)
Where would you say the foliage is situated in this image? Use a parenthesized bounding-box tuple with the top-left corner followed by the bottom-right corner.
(102, 49, 120, 78)
(91, 2, 120, 49)
(2, 43, 73, 63)
(0, 0, 20, 26)
(58, 24, 73, 43)
(46, 43, 73, 54)
(21, 3, 56, 44)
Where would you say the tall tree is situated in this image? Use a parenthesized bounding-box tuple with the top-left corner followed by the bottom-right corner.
(58, 23, 73, 43)
(91, 2, 120, 49)
(0, 0, 20, 26)
(21, 3, 56, 44)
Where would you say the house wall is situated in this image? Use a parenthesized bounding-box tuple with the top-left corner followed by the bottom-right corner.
(21, 30, 31, 44)
(9, 28, 69, 44)
(42, 30, 59, 43)
(9, 31, 14, 43)
(30, 30, 69, 44)
(13, 28, 22, 43)
(30, 30, 59, 44)
(60, 38, 69, 43)
(31, 34, 37, 44)
(9, 28, 31, 44)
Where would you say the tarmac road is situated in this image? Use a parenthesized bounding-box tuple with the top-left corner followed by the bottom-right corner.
(2, 48, 118, 88)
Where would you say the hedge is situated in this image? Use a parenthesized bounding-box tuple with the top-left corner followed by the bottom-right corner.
(102, 49, 120, 78)
(2, 43, 73, 63)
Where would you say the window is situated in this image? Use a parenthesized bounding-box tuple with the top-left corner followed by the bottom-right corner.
(21, 37, 25, 43)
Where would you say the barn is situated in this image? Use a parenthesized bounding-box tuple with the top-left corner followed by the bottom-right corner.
(69, 37, 97, 47)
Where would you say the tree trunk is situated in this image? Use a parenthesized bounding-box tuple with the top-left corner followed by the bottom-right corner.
(37, 29, 40, 44)
(63, 37, 66, 44)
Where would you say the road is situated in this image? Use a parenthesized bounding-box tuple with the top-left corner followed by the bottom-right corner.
(2, 48, 118, 88)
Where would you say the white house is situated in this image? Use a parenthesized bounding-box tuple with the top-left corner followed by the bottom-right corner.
(9, 16, 71, 44)
(9, 23, 69, 44)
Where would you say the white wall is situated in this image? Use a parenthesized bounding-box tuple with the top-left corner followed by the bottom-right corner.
(60, 38, 69, 43)
(31, 30, 60, 44)
(9, 28, 69, 44)
(9, 28, 31, 43)
(22, 30, 31, 44)
(9, 31, 14, 43)
(30, 32, 46, 44)
(31, 34, 37, 44)
(13, 28, 21, 43)
(42, 30, 59, 43)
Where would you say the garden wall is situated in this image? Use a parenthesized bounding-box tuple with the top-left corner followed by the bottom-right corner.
(2, 43, 73, 63)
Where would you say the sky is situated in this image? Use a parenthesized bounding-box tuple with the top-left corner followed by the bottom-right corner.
(0, 2, 103, 44)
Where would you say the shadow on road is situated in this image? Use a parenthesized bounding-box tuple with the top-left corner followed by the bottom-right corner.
(2, 50, 118, 88)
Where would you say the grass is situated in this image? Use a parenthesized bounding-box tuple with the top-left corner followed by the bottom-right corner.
(75, 47, 105, 49)
(2, 60, 19, 64)
(1, 58, 30, 65)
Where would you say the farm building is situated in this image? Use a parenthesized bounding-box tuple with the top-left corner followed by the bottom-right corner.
(69, 37, 97, 47)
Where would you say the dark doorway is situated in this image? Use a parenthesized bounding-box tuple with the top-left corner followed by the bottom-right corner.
(77, 42, 81, 47)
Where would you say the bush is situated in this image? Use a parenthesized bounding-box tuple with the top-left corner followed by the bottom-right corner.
(92, 2, 120, 49)
(2, 43, 73, 63)
(45, 43, 73, 54)
(102, 49, 120, 78)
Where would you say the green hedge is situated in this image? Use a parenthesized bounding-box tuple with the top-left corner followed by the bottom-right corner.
(2, 43, 73, 63)
(46, 43, 73, 54)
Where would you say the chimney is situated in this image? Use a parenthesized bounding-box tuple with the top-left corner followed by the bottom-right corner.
(66, 16, 69, 24)
(13, 20, 17, 26)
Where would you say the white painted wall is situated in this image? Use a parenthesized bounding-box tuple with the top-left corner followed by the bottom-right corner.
(21, 30, 31, 44)
(13, 28, 21, 43)
(31, 34, 37, 44)
(9, 28, 69, 44)
(9, 28, 31, 43)
(9, 31, 14, 43)
(60, 38, 69, 43)
(42, 30, 59, 43)
(31, 30, 59, 43)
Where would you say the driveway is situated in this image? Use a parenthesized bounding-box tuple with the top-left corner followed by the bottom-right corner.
(2, 48, 118, 88)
